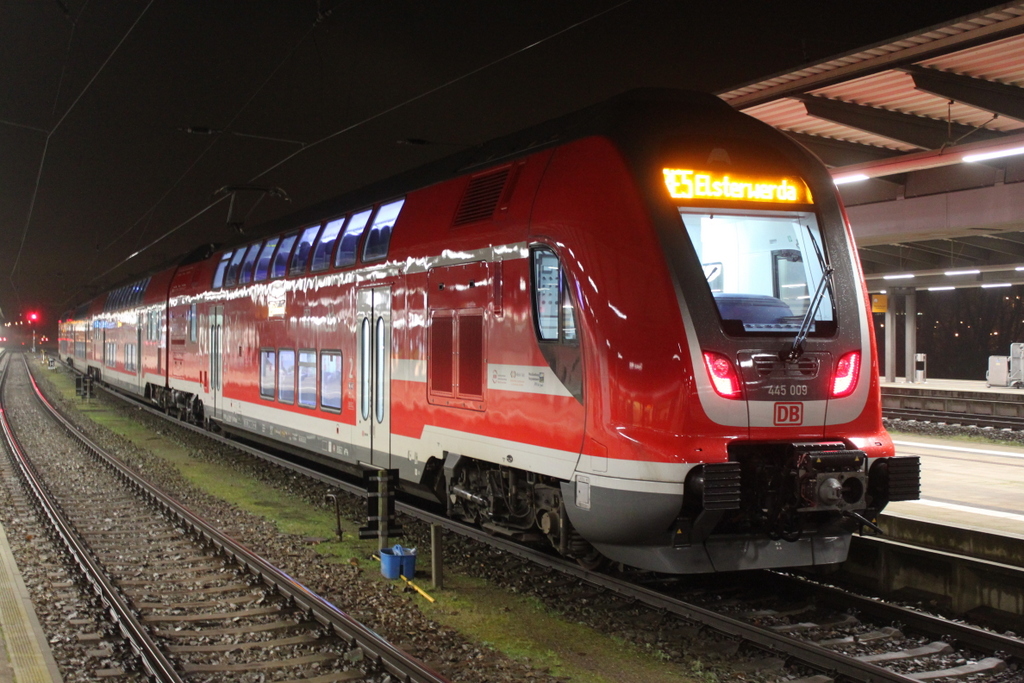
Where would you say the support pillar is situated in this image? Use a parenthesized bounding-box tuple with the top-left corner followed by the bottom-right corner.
(904, 288, 917, 384)
(885, 301, 897, 383)
(430, 524, 444, 590)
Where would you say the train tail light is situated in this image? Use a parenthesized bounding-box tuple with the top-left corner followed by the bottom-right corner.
(831, 351, 861, 398)
(702, 351, 742, 399)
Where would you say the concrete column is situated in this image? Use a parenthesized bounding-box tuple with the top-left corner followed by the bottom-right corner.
(885, 299, 897, 383)
(904, 289, 917, 384)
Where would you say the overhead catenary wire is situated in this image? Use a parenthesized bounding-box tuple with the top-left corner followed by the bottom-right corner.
(10, 0, 155, 294)
(79, 0, 635, 302)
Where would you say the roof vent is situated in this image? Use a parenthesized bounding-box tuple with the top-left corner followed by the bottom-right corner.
(453, 168, 510, 226)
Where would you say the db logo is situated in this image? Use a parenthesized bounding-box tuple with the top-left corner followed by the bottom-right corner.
(774, 402, 803, 425)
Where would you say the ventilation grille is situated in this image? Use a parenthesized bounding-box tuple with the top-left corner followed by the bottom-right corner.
(702, 463, 742, 510)
(753, 355, 818, 377)
(453, 169, 509, 226)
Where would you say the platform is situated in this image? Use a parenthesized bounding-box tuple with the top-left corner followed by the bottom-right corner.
(0, 520, 63, 683)
(880, 376, 1024, 397)
(879, 429, 1024, 566)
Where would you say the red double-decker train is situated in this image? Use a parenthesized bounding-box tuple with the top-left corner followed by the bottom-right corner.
(60, 90, 918, 573)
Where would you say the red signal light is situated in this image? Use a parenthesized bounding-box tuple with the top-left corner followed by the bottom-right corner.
(831, 351, 861, 398)
(27, 312, 39, 322)
(702, 351, 743, 399)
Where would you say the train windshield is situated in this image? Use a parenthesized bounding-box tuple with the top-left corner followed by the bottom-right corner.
(678, 208, 834, 335)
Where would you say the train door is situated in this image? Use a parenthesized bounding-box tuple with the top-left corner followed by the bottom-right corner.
(136, 314, 144, 394)
(355, 286, 392, 468)
(210, 306, 224, 419)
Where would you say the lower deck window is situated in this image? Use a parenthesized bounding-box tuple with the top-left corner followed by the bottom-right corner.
(278, 349, 296, 403)
(320, 351, 342, 411)
(260, 350, 276, 399)
(298, 350, 317, 408)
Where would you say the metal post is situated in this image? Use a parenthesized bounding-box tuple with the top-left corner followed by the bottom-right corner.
(904, 288, 917, 384)
(377, 470, 389, 552)
(431, 524, 444, 590)
(885, 299, 897, 383)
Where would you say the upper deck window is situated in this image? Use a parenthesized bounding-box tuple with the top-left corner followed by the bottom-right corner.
(678, 208, 834, 335)
(335, 209, 371, 268)
(289, 224, 323, 275)
(254, 238, 279, 282)
(271, 234, 299, 279)
(311, 217, 344, 272)
(363, 198, 404, 262)
(239, 242, 263, 284)
(224, 249, 247, 288)
(213, 251, 233, 289)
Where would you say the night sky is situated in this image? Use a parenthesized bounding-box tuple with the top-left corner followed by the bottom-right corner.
(0, 0, 1005, 334)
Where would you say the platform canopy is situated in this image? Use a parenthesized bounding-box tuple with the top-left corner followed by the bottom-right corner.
(718, 2, 1024, 292)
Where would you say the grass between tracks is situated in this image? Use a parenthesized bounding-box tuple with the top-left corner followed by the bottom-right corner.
(34, 359, 701, 683)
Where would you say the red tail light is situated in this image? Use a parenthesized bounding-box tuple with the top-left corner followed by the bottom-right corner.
(702, 351, 742, 399)
(831, 351, 861, 398)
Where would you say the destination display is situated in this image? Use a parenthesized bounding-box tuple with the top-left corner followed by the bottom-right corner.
(663, 168, 811, 204)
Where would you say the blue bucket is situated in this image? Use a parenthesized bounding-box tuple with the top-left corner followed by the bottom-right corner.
(380, 545, 416, 579)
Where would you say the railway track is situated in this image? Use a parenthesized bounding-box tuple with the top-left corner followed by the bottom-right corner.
(39, 354, 1024, 682)
(0, 353, 450, 683)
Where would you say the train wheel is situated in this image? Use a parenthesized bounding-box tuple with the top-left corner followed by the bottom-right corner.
(575, 547, 606, 572)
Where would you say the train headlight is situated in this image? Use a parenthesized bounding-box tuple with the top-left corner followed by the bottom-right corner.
(702, 351, 742, 399)
(831, 351, 860, 398)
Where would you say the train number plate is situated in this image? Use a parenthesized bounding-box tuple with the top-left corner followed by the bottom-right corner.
(773, 402, 804, 425)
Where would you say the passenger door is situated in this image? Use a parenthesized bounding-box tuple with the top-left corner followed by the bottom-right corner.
(210, 306, 224, 419)
(355, 287, 392, 468)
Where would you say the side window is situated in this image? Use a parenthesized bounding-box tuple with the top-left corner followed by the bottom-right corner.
(213, 251, 232, 289)
(298, 350, 317, 408)
(224, 249, 247, 287)
(335, 209, 372, 268)
(311, 217, 344, 272)
(531, 247, 577, 344)
(254, 238, 279, 282)
(239, 242, 263, 284)
(189, 303, 198, 343)
(320, 351, 342, 411)
(289, 225, 323, 276)
(272, 234, 299, 279)
(363, 198, 404, 262)
(278, 349, 296, 403)
(260, 349, 276, 399)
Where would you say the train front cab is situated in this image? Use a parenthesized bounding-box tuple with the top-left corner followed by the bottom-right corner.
(544, 117, 920, 574)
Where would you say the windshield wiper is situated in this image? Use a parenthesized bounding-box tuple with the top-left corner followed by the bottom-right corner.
(783, 225, 833, 363)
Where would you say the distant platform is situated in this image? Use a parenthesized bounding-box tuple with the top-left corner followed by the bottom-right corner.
(880, 376, 1024, 398)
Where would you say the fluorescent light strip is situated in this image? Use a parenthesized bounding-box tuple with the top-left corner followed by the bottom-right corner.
(833, 173, 869, 185)
(883, 273, 915, 280)
(963, 145, 1024, 163)
(928, 286, 955, 291)
(944, 269, 979, 276)
(981, 283, 1012, 288)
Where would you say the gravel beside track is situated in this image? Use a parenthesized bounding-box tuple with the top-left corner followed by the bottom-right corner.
(9, 360, 581, 682)
(19, 360, 790, 681)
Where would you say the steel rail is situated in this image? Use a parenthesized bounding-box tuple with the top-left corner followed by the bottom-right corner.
(25, 357, 450, 683)
(777, 567, 1024, 661)
(55, 361, 940, 682)
(0, 355, 184, 682)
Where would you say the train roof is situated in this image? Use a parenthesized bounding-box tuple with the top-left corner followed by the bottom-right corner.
(234, 88, 742, 246)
